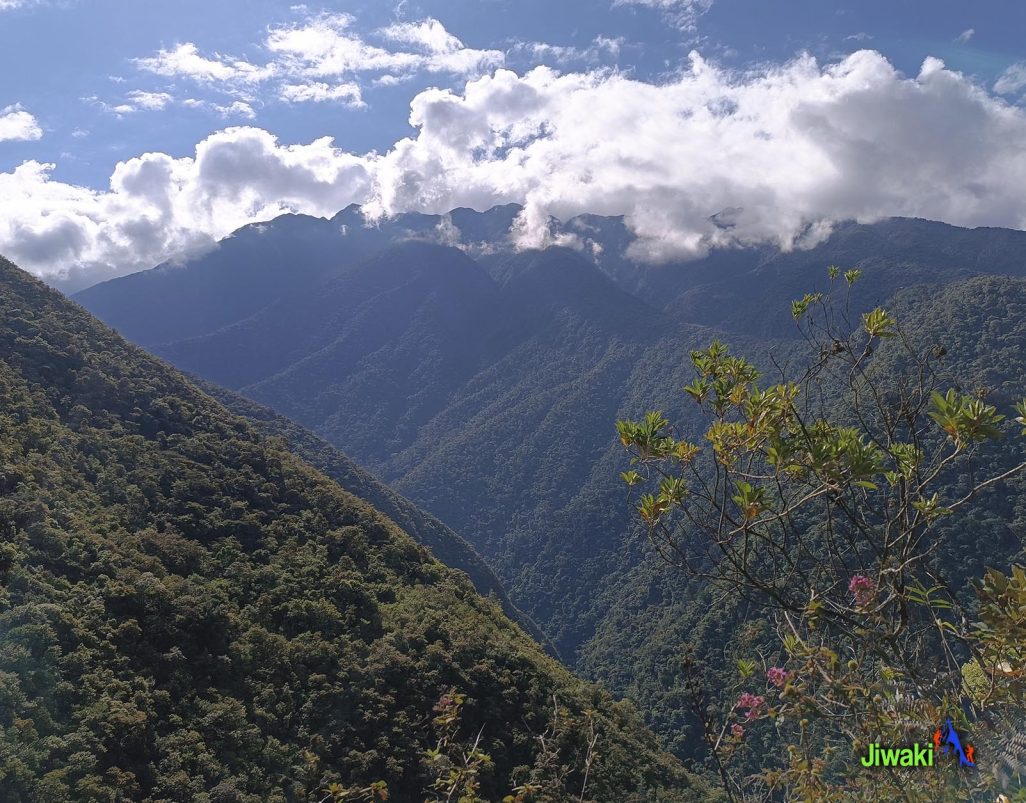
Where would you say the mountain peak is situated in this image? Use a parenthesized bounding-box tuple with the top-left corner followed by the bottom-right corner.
(448, 203, 524, 242)
(331, 202, 365, 223)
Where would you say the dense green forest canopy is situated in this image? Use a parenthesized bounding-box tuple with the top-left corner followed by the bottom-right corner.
(616, 271, 1026, 798)
(0, 256, 711, 801)
(198, 382, 553, 653)
(73, 211, 1026, 775)
(584, 276, 1026, 769)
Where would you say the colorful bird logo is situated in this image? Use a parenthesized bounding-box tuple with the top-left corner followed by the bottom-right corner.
(936, 718, 975, 767)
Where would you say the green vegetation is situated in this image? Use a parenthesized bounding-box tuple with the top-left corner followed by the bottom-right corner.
(199, 383, 553, 654)
(0, 257, 709, 801)
(74, 212, 1026, 776)
(617, 271, 1026, 800)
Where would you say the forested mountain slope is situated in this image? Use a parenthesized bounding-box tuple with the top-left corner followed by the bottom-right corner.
(161, 242, 511, 456)
(578, 274, 1026, 761)
(74, 207, 1026, 351)
(200, 381, 554, 655)
(72, 209, 1026, 763)
(640, 217, 1026, 337)
(142, 241, 785, 663)
(72, 206, 520, 350)
(73, 212, 358, 348)
(0, 256, 711, 801)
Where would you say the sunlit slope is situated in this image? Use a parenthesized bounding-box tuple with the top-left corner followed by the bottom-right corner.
(0, 256, 710, 802)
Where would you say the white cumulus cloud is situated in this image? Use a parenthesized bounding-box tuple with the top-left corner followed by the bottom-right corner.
(380, 18, 465, 54)
(120, 13, 503, 116)
(215, 100, 257, 119)
(265, 12, 502, 79)
(279, 81, 363, 105)
(0, 104, 42, 141)
(134, 42, 275, 84)
(0, 128, 375, 287)
(367, 51, 1026, 262)
(8, 51, 1026, 288)
(127, 90, 174, 111)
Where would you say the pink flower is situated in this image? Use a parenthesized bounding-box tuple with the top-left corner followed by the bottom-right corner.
(736, 692, 764, 710)
(848, 574, 876, 606)
(731, 723, 745, 738)
(736, 692, 765, 721)
(767, 666, 790, 688)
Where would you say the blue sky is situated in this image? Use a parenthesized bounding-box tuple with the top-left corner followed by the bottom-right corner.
(3, 0, 1022, 186)
(3, 0, 1026, 287)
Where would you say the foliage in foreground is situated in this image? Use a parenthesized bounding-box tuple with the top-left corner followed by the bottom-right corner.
(618, 269, 1026, 800)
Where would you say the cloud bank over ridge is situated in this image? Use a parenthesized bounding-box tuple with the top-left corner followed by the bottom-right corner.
(5, 49, 1026, 287)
